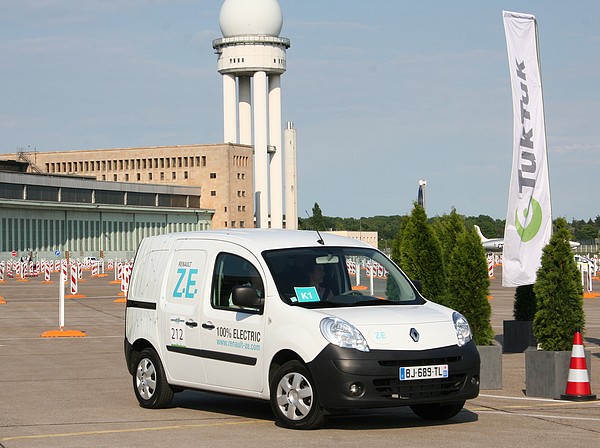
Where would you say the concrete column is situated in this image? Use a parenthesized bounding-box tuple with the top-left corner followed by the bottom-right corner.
(253, 71, 269, 228)
(239, 76, 252, 145)
(284, 123, 298, 229)
(223, 73, 237, 143)
(268, 74, 283, 229)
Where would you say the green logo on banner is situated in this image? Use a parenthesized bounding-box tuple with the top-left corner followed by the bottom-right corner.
(515, 198, 543, 242)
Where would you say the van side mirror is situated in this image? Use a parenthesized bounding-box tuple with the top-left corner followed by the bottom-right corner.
(231, 285, 264, 309)
(411, 279, 422, 293)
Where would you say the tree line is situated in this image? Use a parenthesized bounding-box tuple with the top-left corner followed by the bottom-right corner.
(298, 203, 600, 249)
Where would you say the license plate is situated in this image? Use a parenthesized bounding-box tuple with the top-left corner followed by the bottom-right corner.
(399, 364, 449, 381)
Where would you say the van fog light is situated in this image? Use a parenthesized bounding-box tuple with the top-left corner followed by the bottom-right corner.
(471, 376, 480, 386)
(349, 382, 364, 397)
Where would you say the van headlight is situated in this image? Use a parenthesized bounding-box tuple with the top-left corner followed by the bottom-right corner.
(320, 317, 370, 352)
(453, 312, 472, 346)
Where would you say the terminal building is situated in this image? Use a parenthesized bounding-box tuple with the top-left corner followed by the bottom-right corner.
(0, 160, 213, 260)
(10, 143, 255, 230)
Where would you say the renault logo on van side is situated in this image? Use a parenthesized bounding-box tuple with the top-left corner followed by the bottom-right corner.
(410, 328, 419, 342)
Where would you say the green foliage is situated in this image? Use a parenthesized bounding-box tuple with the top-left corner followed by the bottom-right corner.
(310, 203, 325, 230)
(298, 213, 406, 249)
(393, 204, 446, 304)
(464, 215, 505, 238)
(297, 209, 600, 248)
(434, 208, 466, 266)
(513, 284, 536, 321)
(574, 223, 598, 242)
(444, 225, 494, 345)
(533, 218, 585, 351)
(568, 217, 600, 243)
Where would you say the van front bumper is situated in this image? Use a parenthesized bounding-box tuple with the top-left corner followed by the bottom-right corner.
(306, 341, 480, 411)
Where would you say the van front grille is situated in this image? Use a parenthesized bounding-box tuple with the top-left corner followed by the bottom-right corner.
(373, 374, 466, 399)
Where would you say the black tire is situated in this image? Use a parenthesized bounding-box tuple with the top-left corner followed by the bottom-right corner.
(410, 401, 465, 420)
(270, 361, 325, 429)
(133, 348, 174, 409)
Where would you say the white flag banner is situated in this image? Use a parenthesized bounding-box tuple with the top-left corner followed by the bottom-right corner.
(502, 11, 552, 287)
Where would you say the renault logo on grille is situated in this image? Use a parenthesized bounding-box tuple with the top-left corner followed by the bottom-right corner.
(410, 328, 420, 342)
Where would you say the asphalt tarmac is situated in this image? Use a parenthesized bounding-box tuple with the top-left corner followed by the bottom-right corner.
(1, 266, 600, 447)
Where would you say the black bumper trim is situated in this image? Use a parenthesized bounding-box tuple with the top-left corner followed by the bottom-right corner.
(166, 344, 257, 366)
(307, 342, 480, 410)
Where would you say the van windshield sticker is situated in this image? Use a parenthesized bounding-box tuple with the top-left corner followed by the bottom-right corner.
(173, 267, 199, 299)
(294, 286, 320, 303)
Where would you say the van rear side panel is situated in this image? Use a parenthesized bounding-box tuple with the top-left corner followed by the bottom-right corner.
(126, 246, 170, 352)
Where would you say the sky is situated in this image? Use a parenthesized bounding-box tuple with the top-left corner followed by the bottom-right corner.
(1, 0, 599, 221)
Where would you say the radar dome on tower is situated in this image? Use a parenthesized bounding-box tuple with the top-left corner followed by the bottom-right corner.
(219, 0, 283, 37)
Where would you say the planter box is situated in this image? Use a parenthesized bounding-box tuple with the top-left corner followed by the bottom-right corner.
(525, 348, 592, 399)
(502, 320, 536, 353)
(478, 343, 503, 390)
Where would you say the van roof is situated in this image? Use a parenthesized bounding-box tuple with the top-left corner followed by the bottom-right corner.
(141, 229, 372, 252)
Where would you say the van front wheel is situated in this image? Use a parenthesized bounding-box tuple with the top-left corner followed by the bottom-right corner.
(133, 348, 174, 409)
(270, 361, 325, 429)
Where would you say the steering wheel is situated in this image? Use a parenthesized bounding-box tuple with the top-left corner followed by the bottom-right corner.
(342, 290, 364, 296)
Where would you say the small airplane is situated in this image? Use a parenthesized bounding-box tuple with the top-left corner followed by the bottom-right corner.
(474, 225, 581, 252)
(474, 225, 504, 252)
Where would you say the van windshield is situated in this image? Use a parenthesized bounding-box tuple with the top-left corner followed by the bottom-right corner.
(262, 247, 424, 308)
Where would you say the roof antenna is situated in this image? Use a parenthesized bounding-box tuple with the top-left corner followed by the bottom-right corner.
(305, 210, 325, 245)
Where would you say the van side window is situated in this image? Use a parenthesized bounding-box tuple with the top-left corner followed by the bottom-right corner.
(211, 252, 264, 311)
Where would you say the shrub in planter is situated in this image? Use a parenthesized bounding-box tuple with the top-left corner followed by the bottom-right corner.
(533, 218, 585, 350)
(526, 218, 586, 398)
(503, 285, 537, 353)
(437, 213, 498, 388)
(445, 225, 494, 346)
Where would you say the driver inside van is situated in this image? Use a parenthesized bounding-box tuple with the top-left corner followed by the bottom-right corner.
(304, 261, 333, 300)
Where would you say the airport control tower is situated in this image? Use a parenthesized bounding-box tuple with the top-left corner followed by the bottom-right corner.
(213, 0, 291, 229)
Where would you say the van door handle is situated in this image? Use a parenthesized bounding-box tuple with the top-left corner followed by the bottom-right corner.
(185, 320, 198, 328)
(202, 322, 215, 330)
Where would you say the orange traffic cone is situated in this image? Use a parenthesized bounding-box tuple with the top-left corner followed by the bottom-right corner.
(561, 330, 596, 401)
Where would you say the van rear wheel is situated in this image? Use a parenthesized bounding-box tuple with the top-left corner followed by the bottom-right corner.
(410, 401, 465, 420)
(270, 361, 325, 429)
(133, 348, 174, 408)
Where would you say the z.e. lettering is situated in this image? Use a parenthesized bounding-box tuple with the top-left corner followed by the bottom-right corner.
(173, 267, 199, 299)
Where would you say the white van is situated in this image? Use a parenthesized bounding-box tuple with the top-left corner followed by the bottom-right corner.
(124, 229, 479, 429)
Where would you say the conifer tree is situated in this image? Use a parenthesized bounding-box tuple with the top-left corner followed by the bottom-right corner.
(311, 203, 325, 230)
(434, 208, 466, 267)
(533, 218, 585, 351)
(445, 226, 494, 345)
(392, 204, 446, 304)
